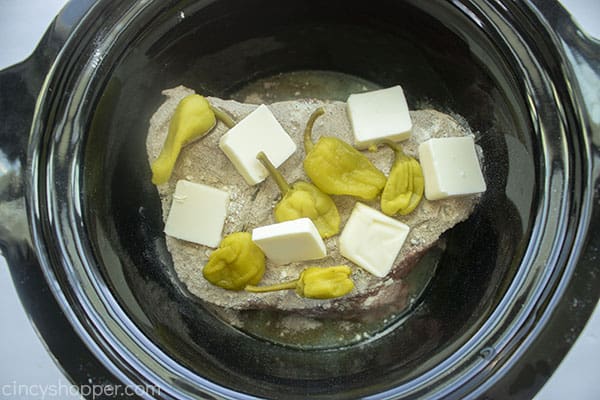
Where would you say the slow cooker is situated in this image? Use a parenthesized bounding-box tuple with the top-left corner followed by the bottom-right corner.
(0, 0, 598, 398)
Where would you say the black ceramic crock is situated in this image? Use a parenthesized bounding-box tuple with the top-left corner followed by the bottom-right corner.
(0, 0, 599, 399)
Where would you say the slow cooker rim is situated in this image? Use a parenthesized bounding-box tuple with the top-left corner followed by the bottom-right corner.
(19, 0, 599, 399)
(24, 2, 205, 399)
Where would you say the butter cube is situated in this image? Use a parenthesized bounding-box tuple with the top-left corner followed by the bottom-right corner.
(164, 180, 229, 247)
(418, 136, 486, 200)
(251, 218, 326, 265)
(339, 203, 410, 278)
(347, 85, 412, 149)
(219, 104, 297, 185)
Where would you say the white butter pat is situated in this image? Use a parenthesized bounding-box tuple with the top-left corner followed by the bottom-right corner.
(347, 85, 412, 149)
(339, 203, 410, 278)
(251, 218, 326, 265)
(219, 104, 297, 185)
(418, 136, 486, 200)
(164, 180, 229, 248)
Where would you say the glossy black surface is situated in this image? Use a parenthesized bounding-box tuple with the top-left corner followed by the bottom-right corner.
(0, 0, 126, 396)
(0, 0, 598, 399)
(88, 0, 526, 389)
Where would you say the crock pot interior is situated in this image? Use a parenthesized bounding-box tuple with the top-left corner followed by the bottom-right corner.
(83, 0, 534, 397)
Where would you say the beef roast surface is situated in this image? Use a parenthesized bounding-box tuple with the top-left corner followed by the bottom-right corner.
(146, 86, 481, 317)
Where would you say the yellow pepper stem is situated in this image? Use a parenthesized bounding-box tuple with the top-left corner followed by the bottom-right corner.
(246, 266, 354, 299)
(210, 105, 236, 128)
(245, 280, 299, 293)
(303, 107, 325, 153)
(378, 139, 406, 158)
(256, 151, 290, 194)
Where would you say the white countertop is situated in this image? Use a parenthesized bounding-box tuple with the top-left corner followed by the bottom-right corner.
(0, 0, 598, 398)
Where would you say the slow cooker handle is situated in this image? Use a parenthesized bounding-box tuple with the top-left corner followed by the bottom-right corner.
(482, 2, 600, 399)
(541, 0, 600, 151)
(0, 0, 125, 391)
(0, 0, 96, 249)
(0, 61, 43, 251)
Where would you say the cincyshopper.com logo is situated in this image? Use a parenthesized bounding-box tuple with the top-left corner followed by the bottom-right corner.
(1, 380, 161, 399)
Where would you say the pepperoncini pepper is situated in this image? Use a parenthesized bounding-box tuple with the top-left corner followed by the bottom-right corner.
(151, 95, 235, 185)
(257, 152, 340, 238)
(380, 140, 424, 216)
(203, 232, 265, 290)
(303, 108, 386, 200)
(245, 265, 354, 299)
